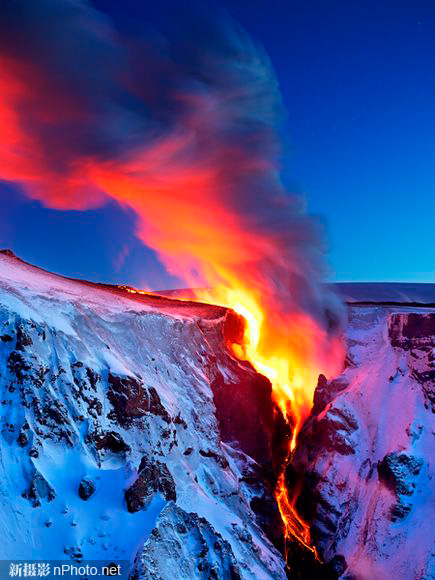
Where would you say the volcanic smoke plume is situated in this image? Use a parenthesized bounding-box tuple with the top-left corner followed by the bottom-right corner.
(0, 0, 344, 426)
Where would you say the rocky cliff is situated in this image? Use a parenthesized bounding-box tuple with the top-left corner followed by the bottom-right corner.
(0, 251, 287, 579)
(292, 304, 435, 579)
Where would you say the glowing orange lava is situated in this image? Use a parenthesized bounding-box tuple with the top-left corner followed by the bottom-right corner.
(276, 470, 319, 559)
(194, 283, 342, 561)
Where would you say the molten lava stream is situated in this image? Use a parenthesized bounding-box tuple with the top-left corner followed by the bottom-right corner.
(275, 410, 320, 563)
(275, 446, 319, 562)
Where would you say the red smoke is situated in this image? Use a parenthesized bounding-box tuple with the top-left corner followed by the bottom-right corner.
(0, 0, 344, 430)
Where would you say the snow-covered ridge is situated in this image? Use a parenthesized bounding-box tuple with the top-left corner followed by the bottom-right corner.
(0, 250, 287, 578)
(0, 250, 231, 323)
(335, 282, 435, 305)
(159, 281, 435, 306)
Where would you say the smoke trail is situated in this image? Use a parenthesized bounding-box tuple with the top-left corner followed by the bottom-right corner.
(0, 0, 344, 412)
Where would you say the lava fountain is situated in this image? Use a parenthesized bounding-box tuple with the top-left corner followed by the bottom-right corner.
(0, 0, 345, 562)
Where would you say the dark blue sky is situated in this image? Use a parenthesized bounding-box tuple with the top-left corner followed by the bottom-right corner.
(1, 0, 434, 286)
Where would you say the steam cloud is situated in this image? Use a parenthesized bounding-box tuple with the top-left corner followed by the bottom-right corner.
(0, 0, 343, 361)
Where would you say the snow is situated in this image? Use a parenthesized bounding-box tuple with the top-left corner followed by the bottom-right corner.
(335, 282, 435, 304)
(0, 251, 285, 579)
(293, 302, 435, 579)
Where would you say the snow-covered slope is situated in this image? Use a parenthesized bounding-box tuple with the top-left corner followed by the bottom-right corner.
(0, 251, 287, 579)
(292, 303, 435, 579)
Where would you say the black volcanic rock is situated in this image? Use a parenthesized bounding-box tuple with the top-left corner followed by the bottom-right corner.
(210, 356, 288, 470)
(0, 249, 17, 258)
(389, 312, 435, 349)
(108, 373, 171, 425)
(303, 406, 358, 459)
(389, 312, 435, 411)
(7, 350, 32, 382)
(312, 374, 349, 415)
(378, 452, 423, 521)
(22, 469, 55, 507)
(125, 459, 176, 513)
(378, 452, 423, 496)
(91, 431, 130, 454)
(15, 322, 33, 351)
(325, 555, 348, 578)
(199, 448, 229, 469)
(78, 476, 96, 501)
(17, 432, 28, 447)
(63, 545, 83, 562)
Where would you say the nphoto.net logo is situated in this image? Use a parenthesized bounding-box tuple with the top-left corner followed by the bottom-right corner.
(3, 561, 129, 579)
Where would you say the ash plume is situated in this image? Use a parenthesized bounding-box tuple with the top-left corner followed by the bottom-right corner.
(0, 0, 344, 375)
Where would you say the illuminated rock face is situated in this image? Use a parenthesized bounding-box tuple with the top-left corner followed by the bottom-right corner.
(292, 305, 435, 579)
(0, 252, 286, 579)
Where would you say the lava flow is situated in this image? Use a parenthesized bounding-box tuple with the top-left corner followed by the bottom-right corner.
(194, 283, 341, 561)
(119, 267, 340, 559)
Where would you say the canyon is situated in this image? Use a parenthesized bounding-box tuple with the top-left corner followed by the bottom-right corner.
(0, 250, 433, 579)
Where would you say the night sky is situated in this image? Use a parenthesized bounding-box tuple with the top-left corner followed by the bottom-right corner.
(1, 0, 434, 287)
